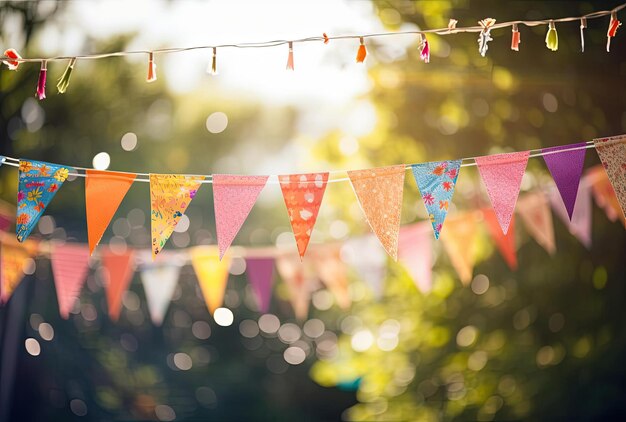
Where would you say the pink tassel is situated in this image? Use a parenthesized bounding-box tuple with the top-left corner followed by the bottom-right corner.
(418, 34, 430, 63)
(286, 42, 294, 71)
(147, 52, 157, 82)
(511, 23, 521, 51)
(36, 61, 47, 100)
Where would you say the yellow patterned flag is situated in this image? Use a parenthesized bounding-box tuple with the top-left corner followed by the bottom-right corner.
(348, 165, 406, 260)
(191, 246, 231, 314)
(150, 174, 204, 259)
(440, 213, 480, 285)
(0, 241, 37, 303)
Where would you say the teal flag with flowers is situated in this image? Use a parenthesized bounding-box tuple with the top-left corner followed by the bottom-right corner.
(16, 159, 73, 242)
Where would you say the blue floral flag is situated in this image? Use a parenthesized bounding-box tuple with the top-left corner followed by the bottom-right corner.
(411, 160, 462, 239)
(16, 159, 73, 242)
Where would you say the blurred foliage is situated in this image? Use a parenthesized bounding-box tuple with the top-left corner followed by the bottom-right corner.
(310, 1, 626, 421)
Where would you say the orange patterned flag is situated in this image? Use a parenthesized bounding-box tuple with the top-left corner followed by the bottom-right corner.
(191, 246, 231, 314)
(279, 173, 329, 259)
(516, 192, 556, 255)
(0, 243, 33, 303)
(86, 170, 136, 255)
(348, 165, 406, 260)
(275, 252, 316, 320)
(150, 174, 203, 259)
(441, 213, 479, 285)
(102, 249, 135, 321)
(311, 245, 350, 309)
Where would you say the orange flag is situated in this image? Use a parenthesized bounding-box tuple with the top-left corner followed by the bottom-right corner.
(587, 165, 626, 227)
(311, 246, 350, 309)
(275, 252, 316, 320)
(348, 165, 406, 260)
(191, 246, 231, 314)
(483, 208, 518, 270)
(102, 249, 135, 321)
(516, 192, 556, 255)
(279, 173, 329, 259)
(150, 174, 203, 259)
(86, 170, 136, 255)
(0, 243, 33, 303)
(441, 213, 479, 285)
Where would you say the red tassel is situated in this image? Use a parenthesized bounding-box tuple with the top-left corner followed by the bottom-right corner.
(607, 12, 622, 52)
(511, 23, 521, 51)
(286, 42, 294, 71)
(147, 52, 157, 82)
(2, 48, 21, 70)
(356, 37, 366, 63)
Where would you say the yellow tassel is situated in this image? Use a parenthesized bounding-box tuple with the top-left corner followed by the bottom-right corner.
(545, 21, 558, 52)
(208, 47, 217, 75)
(286, 42, 294, 71)
(356, 37, 366, 63)
(147, 52, 157, 82)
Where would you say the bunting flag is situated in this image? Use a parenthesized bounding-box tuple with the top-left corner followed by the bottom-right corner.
(150, 174, 203, 259)
(475, 151, 530, 234)
(0, 243, 32, 303)
(140, 261, 181, 325)
(279, 172, 329, 259)
(411, 160, 462, 239)
(191, 246, 231, 314)
(275, 252, 315, 319)
(102, 249, 136, 321)
(213, 174, 268, 259)
(341, 235, 387, 299)
(85, 170, 136, 255)
(245, 256, 275, 313)
(312, 246, 350, 309)
(542, 143, 586, 220)
(516, 192, 556, 255)
(483, 208, 518, 270)
(586, 166, 626, 227)
(50, 243, 90, 319)
(398, 222, 433, 293)
(16, 159, 72, 242)
(348, 165, 406, 260)
(594, 135, 626, 218)
(550, 181, 592, 249)
(441, 213, 479, 285)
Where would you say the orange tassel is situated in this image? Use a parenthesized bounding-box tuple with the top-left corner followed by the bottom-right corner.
(356, 37, 366, 63)
(147, 52, 157, 82)
(511, 23, 521, 51)
(286, 42, 294, 71)
(323, 33, 329, 44)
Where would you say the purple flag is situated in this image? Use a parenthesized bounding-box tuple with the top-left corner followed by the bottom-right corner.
(543, 143, 586, 220)
(245, 257, 275, 313)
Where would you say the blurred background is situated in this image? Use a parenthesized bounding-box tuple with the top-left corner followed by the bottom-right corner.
(1, 0, 626, 421)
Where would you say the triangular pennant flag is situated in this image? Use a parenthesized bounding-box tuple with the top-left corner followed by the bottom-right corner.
(342, 235, 387, 299)
(0, 243, 32, 304)
(348, 165, 406, 260)
(312, 246, 350, 309)
(594, 135, 626, 218)
(279, 172, 329, 258)
(150, 174, 203, 259)
(140, 262, 181, 325)
(191, 246, 231, 314)
(586, 165, 626, 227)
(16, 159, 73, 242)
(398, 222, 433, 293)
(245, 256, 275, 313)
(441, 213, 479, 285)
(516, 192, 556, 255)
(275, 252, 315, 319)
(549, 181, 592, 249)
(102, 249, 136, 321)
(411, 160, 462, 239)
(86, 170, 136, 255)
(483, 208, 518, 270)
(542, 143, 586, 220)
(475, 151, 529, 235)
(51, 243, 90, 319)
(213, 174, 268, 259)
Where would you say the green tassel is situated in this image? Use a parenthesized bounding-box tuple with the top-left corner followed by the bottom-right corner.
(57, 58, 76, 94)
(545, 22, 558, 51)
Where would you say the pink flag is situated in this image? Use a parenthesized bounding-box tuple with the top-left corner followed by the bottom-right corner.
(51, 243, 90, 319)
(213, 175, 268, 259)
(549, 180, 592, 249)
(476, 151, 530, 234)
(245, 256, 275, 313)
(483, 208, 518, 270)
(102, 249, 136, 321)
(398, 222, 433, 293)
(516, 192, 556, 255)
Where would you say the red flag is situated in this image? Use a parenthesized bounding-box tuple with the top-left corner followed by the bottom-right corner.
(483, 208, 518, 270)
